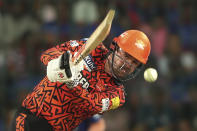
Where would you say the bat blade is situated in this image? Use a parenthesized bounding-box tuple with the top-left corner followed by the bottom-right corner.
(73, 9, 115, 65)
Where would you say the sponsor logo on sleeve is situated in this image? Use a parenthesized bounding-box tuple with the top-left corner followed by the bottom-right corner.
(110, 97, 120, 109)
(83, 55, 96, 71)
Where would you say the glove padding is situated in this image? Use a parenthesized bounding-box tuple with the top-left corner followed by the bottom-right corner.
(60, 52, 72, 78)
(47, 51, 84, 88)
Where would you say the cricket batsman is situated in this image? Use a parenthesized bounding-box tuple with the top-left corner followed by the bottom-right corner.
(13, 30, 151, 131)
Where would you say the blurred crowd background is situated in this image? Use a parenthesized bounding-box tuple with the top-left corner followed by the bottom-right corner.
(0, 0, 197, 130)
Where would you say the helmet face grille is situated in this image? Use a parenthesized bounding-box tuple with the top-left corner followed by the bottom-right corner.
(108, 41, 143, 82)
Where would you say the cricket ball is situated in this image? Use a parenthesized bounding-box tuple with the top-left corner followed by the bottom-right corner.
(144, 68, 158, 83)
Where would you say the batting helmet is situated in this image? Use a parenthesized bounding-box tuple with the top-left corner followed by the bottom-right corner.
(114, 30, 151, 64)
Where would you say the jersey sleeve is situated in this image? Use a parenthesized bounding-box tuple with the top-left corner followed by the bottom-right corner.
(70, 84, 125, 113)
(40, 42, 69, 65)
(40, 39, 87, 66)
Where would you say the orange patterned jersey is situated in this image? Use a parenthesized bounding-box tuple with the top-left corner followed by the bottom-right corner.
(21, 39, 125, 131)
(16, 113, 27, 131)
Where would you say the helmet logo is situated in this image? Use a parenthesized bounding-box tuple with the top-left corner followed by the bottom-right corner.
(135, 40, 145, 50)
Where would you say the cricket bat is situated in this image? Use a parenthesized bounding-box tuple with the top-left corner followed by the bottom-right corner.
(73, 9, 115, 65)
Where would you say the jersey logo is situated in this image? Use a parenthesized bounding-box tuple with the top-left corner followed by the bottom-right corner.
(76, 73, 89, 89)
(84, 55, 97, 71)
(101, 98, 110, 112)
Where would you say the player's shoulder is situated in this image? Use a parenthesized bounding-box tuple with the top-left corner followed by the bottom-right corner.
(64, 38, 107, 54)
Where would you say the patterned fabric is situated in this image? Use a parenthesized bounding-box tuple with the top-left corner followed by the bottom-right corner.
(16, 113, 27, 131)
(21, 39, 125, 131)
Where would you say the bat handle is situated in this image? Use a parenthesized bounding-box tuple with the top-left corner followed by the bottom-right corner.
(73, 55, 83, 65)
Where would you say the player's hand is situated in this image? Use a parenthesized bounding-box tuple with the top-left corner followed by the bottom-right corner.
(47, 51, 84, 87)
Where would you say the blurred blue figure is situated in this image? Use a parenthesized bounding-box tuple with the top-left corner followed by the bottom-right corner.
(76, 114, 106, 131)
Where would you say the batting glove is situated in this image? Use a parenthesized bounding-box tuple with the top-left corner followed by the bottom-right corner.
(47, 51, 84, 88)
